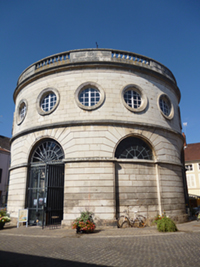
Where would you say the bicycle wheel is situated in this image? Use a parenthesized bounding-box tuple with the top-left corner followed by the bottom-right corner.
(137, 215, 147, 228)
(117, 216, 128, 228)
(121, 221, 130, 228)
(133, 218, 140, 228)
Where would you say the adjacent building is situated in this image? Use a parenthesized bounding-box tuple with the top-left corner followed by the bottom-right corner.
(184, 143, 200, 206)
(7, 49, 188, 226)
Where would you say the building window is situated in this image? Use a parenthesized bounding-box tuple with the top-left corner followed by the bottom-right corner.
(37, 88, 60, 116)
(186, 174, 196, 188)
(115, 136, 153, 160)
(159, 96, 170, 116)
(17, 99, 27, 125)
(185, 164, 193, 171)
(20, 103, 27, 120)
(121, 85, 148, 113)
(0, 168, 2, 183)
(41, 93, 57, 112)
(75, 82, 105, 111)
(79, 88, 100, 107)
(31, 139, 64, 163)
(158, 94, 174, 120)
(124, 90, 141, 109)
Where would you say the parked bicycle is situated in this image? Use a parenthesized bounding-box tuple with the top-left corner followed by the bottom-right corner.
(117, 211, 147, 228)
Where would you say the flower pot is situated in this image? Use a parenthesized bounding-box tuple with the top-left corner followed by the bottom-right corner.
(0, 222, 5, 229)
(76, 226, 81, 233)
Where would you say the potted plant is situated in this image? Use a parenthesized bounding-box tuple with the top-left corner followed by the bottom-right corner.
(72, 211, 96, 233)
(153, 212, 177, 232)
(0, 209, 11, 229)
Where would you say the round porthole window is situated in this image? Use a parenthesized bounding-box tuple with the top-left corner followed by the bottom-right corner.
(37, 88, 60, 116)
(79, 87, 100, 107)
(121, 85, 147, 112)
(17, 99, 27, 125)
(41, 93, 57, 112)
(158, 94, 174, 120)
(75, 82, 105, 111)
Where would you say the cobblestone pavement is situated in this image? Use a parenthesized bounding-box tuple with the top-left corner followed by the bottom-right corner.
(1, 221, 200, 267)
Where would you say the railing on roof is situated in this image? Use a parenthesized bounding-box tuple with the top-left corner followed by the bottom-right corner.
(17, 49, 176, 87)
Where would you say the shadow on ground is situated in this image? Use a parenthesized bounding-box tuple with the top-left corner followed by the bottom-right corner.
(0, 251, 106, 267)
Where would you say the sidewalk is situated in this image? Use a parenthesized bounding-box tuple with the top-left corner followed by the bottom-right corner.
(1, 220, 200, 238)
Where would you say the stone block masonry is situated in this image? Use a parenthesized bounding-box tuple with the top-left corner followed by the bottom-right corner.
(7, 49, 187, 226)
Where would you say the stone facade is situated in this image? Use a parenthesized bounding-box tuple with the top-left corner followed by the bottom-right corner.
(7, 49, 187, 226)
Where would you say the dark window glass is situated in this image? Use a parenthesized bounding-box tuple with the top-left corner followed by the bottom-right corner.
(0, 168, 2, 183)
(115, 137, 153, 160)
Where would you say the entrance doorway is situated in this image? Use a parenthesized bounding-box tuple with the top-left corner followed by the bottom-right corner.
(27, 139, 64, 226)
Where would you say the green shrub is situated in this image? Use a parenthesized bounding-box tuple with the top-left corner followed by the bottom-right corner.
(157, 216, 177, 232)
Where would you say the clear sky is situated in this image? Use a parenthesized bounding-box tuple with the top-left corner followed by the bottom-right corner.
(0, 0, 199, 144)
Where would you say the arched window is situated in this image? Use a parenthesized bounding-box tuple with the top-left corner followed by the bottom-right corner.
(30, 139, 64, 163)
(115, 137, 153, 160)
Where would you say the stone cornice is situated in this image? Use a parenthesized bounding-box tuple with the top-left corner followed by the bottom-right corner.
(9, 157, 183, 171)
(13, 49, 181, 103)
(10, 119, 184, 144)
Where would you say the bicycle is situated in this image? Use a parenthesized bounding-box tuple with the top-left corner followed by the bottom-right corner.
(117, 211, 147, 228)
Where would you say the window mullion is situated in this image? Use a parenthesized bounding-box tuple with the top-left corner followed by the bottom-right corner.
(89, 89, 91, 106)
(131, 90, 134, 108)
(48, 94, 51, 111)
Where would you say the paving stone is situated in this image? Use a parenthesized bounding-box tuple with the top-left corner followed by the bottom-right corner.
(0, 221, 200, 266)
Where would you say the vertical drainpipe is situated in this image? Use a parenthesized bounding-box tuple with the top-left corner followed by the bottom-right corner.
(114, 160, 119, 219)
(113, 161, 117, 219)
(155, 163, 162, 215)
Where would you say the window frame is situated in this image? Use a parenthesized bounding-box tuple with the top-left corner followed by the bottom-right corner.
(37, 88, 60, 116)
(115, 136, 153, 160)
(185, 164, 193, 171)
(186, 174, 196, 188)
(157, 93, 174, 120)
(16, 99, 28, 125)
(79, 87, 100, 107)
(30, 139, 64, 164)
(121, 85, 148, 113)
(75, 82, 105, 111)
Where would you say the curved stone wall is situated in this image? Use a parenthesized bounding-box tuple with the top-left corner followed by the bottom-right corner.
(7, 49, 187, 226)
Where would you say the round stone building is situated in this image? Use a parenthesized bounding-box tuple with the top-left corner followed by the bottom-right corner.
(7, 49, 188, 226)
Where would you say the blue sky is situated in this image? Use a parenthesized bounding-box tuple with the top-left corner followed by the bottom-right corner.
(0, 0, 199, 144)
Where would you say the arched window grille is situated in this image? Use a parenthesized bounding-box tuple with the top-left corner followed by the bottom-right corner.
(115, 137, 153, 160)
(31, 139, 64, 163)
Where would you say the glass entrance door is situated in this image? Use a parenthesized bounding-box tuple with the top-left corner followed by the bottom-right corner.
(27, 166, 46, 226)
(27, 164, 64, 226)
